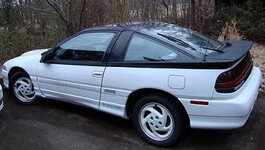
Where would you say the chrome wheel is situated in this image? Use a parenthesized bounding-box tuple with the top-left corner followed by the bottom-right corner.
(13, 77, 36, 102)
(139, 102, 174, 141)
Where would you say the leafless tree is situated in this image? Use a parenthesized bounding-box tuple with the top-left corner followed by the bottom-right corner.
(2, 0, 13, 30)
(44, 0, 88, 35)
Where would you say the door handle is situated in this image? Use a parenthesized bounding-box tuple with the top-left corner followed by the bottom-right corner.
(92, 71, 103, 78)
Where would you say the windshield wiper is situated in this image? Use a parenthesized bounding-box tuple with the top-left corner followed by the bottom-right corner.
(200, 47, 224, 53)
(143, 56, 165, 62)
(157, 33, 196, 51)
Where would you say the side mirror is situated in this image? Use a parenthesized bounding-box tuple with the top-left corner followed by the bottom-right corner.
(40, 49, 54, 63)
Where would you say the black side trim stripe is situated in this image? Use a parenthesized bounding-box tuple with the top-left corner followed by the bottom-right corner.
(106, 62, 235, 69)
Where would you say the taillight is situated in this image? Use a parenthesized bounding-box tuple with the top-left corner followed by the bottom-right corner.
(215, 53, 253, 93)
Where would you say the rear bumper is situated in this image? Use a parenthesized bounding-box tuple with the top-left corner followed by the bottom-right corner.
(187, 67, 262, 129)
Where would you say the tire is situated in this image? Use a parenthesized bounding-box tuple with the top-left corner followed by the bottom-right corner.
(132, 95, 186, 147)
(10, 72, 38, 104)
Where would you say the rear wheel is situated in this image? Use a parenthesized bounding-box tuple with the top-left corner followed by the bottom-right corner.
(10, 72, 38, 104)
(132, 95, 185, 147)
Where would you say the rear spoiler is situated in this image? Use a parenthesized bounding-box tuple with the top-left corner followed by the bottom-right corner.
(206, 40, 253, 62)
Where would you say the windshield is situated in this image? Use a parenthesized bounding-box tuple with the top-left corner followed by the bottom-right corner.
(141, 24, 223, 55)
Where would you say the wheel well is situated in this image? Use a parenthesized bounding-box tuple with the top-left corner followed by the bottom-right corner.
(8, 67, 28, 80)
(126, 88, 190, 125)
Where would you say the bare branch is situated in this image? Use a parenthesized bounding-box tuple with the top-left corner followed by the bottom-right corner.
(79, 0, 87, 30)
(27, 7, 59, 16)
(45, 0, 68, 24)
(4, 1, 59, 16)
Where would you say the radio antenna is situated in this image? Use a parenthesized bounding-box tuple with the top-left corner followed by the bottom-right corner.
(203, 35, 211, 61)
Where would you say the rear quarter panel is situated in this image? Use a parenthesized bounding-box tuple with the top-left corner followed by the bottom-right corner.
(100, 67, 224, 117)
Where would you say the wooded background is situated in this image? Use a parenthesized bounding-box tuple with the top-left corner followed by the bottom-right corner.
(0, 0, 264, 63)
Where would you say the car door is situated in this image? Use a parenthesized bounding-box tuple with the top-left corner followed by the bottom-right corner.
(37, 31, 119, 109)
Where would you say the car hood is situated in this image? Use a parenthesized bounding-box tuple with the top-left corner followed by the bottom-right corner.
(21, 48, 50, 57)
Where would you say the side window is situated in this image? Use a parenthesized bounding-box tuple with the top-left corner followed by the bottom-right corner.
(54, 32, 115, 61)
(124, 34, 178, 62)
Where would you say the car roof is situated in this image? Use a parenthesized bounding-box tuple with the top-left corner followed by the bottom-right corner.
(81, 21, 170, 32)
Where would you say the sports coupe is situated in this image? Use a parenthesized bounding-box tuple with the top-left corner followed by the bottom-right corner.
(2, 22, 262, 146)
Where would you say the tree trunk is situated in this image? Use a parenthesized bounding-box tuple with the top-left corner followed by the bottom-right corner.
(190, 0, 195, 26)
(214, 0, 221, 13)
(172, 0, 177, 18)
(3, 0, 13, 31)
(162, 0, 169, 18)
(66, 22, 74, 36)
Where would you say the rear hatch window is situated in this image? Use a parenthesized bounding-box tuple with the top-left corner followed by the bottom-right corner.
(141, 24, 224, 56)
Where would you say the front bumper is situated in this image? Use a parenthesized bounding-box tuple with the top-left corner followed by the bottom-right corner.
(0, 97, 3, 110)
(0, 86, 3, 110)
(185, 67, 262, 129)
(2, 69, 8, 89)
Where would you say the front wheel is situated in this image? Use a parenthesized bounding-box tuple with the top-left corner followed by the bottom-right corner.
(132, 95, 185, 147)
(10, 72, 38, 104)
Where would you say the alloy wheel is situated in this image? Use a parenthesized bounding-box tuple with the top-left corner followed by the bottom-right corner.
(139, 102, 174, 141)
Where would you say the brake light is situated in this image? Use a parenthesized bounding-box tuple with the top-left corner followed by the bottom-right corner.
(215, 53, 253, 93)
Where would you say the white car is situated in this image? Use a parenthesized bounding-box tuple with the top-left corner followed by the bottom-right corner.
(0, 85, 3, 110)
(2, 22, 262, 146)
